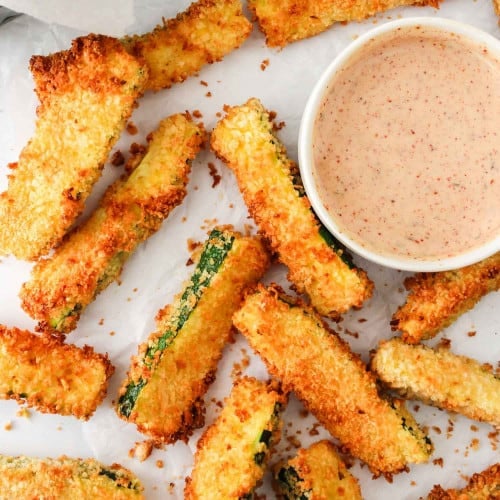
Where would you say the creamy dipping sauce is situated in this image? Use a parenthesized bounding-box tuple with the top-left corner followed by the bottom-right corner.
(313, 26, 500, 261)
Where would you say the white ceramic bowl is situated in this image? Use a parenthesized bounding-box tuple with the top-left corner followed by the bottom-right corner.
(298, 17, 500, 272)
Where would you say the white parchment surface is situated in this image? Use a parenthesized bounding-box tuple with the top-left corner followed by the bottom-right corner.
(0, 1, 498, 499)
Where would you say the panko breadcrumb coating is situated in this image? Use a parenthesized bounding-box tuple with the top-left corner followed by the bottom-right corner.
(273, 440, 362, 499)
(233, 284, 432, 476)
(427, 462, 500, 499)
(116, 228, 270, 443)
(185, 377, 287, 499)
(211, 98, 373, 318)
(20, 113, 204, 334)
(0, 455, 143, 499)
(0, 325, 113, 419)
(122, 0, 252, 91)
(391, 252, 500, 343)
(371, 338, 500, 426)
(248, 0, 441, 47)
(0, 34, 148, 260)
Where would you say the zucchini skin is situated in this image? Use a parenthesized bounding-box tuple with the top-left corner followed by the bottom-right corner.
(211, 98, 373, 318)
(273, 440, 362, 500)
(116, 228, 270, 442)
(0, 455, 143, 499)
(233, 284, 433, 476)
(20, 113, 204, 334)
(0, 325, 113, 419)
(184, 377, 287, 500)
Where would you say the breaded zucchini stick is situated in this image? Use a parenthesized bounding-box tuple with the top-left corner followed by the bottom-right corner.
(211, 98, 373, 318)
(0, 325, 113, 419)
(427, 462, 500, 500)
(0, 455, 143, 499)
(234, 284, 432, 475)
(494, 0, 500, 17)
(371, 338, 500, 426)
(20, 113, 204, 334)
(391, 252, 500, 343)
(273, 440, 362, 499)
(248, 0, 440, 47)
(116, 228, 270, 443)
(122, 0, 252, 91)
(0, 35, 148, 260)
(184, 376, 287, 499)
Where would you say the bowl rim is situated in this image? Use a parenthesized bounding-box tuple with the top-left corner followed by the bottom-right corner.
(298, 16, 500, 272)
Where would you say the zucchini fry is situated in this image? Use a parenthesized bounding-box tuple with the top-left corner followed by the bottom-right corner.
(211, 98, 373, 318)
(122, 0, 252, 91)
(494, 0, 500, 17)
(371, 338, 500, 426)
(0, 455, 143, 499)
(248, 0, 440, 47)
(0, 325, 113, 419)
(20, 113, 204, 334)
(184, 376, 287, 499)
(391, 252, 500, 343)
(427, 462, 500, 500)
(273, 440, 362, 499)
(233, 284, 432, 476)
(116, 228, 270, 443)
(0, 34, 148, 260)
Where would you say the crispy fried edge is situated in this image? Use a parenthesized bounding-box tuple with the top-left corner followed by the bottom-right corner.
(184, 376, 287, 499)
(427, 463, 500, 499)
(122, 0, 252, 90)
(371, 338, 500, 426)
(391, 252, 500, 343)
(0, 455, 144, 499)
(233, 283, 433, 476)
(116, 230, 270, 443)
(210, 97, 373, 317)
(273, 440, 362, 499)
(0, 34, 148, 260)
(20, 113, 205, 334)
(0, 325, 114, 420)
(248, 0, 440, 47)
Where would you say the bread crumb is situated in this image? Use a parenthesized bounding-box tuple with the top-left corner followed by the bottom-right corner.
(111, 150, 125, 167)
(16, 408, 30, 419)
(207, 162, 221, 188)
(192, 109, 203, 119)
(260, 58, 270, 71)
(98, 318, 104, 326)
(126, 121, 138, 135)
(156, 460, 164, 469)
(200, 80, 208, 86)
(205, 91, 212, 97)
(467, 330, 477, 337)
(437, 338, 452, 350)
(4, 421, 12, 431)
(432, 457, 444, 467)
(109, 331, 116, 336)
(132, 440, 154, 462)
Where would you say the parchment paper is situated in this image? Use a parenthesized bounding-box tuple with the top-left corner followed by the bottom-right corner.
(0, 1, 498, 498)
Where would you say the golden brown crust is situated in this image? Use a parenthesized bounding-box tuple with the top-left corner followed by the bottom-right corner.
(371, 338, 500, 426)
(233, 284, 432, 475)
(248, 0, 441, 47)
(0, 325, 113, 419)
(391, 252, 500, 343)
(185, 376, 287, 499)
(427, 463, 500, 499)
(211, 98, 373, 318)
(20, 113, 204, 334)
(117, 230, 270, 443)
(122, 0, 252, 90)
(494, 0, 500, 16)
(0, 455, 144, 499)
(0, 34, 148, 260)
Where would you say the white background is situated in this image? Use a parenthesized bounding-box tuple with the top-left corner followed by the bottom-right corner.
(0, 1, 498, 498)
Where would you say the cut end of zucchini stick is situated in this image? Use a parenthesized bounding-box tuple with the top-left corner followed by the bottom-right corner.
(184, 376, 287, 500)
(233, 284, 432, 475)
(0, 455, 144, 499)
(391, 252, 500, 344)
(0, 325, 114, 419)
(371, 337, 500, 427)
(121, 0, 252, 91)
(211, 97, 373, 319)
(20, 113, 205, 335)
(273, 440, 362, 500)
(116, 227, 270, 443)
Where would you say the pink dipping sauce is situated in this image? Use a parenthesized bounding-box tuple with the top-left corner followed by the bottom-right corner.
(313, 26, 500, 261)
